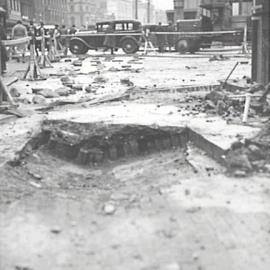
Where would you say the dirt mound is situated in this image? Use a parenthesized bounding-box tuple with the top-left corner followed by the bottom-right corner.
(226, 122, 270, 175)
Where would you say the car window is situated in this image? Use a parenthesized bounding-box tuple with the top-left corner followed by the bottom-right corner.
(115, 24, 123, 31)
(115, 23, 134, 31)
(97, 23, 110, 32)
(127, 23, 134, 31)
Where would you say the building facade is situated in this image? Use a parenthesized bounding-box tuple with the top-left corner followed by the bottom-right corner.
(67, 0, 157, 28)
(68, 0, 107, 28)
(200, 0, 232, 30)
(172, 0, 200, 21)
(231, 0, 252, 29)
(0, 0, 68, 26)
(0, 0, 33, 25)
(33, 0, 68, 25)
(170, 0, 252, 30)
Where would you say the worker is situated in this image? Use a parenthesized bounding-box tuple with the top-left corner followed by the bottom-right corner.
(60, 25, 68, 56)
(53, 24, 61, 51)
(69, 24, 77, 35)
(11, 20, 28, 63)
(28, 20, 38, 56)
(156, 22, 165, 53)
(0, 21, 7, 74)
(36, 22, 46, 52)
(103, 23, 116, 55)
(167, 21, 175, 52)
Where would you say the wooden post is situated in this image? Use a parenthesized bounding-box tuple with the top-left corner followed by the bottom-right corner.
(135, 0, 138, 19)
(222, 62, 239, 88)
(0, 76, 15, 106)
(241, 23, 249, 54)
(147, 0, 151, 23)
(243, 93, 251, 123)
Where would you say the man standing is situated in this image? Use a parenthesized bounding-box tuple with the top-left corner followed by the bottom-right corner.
(167, 21, 175, 52)
(69, 25, 77, 35)
(11, 20, 28, 63)
(28, 20, 38, 56)
(53, 24, 61, 51)
(103, 23, 116, 55)
(156, 22, 165, 53)
(60, 25, 68, 56)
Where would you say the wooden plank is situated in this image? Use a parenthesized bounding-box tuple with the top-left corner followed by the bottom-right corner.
(0, 77, 15, 105)
(2, 37, 31, 47)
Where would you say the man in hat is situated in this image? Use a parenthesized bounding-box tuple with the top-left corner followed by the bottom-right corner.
(11, 20, 28, 62)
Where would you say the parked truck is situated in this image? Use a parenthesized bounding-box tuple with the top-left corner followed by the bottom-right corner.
(146, 18, 244, 54)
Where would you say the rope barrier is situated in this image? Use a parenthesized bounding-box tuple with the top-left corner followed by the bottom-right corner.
(60, 30, 242, 38)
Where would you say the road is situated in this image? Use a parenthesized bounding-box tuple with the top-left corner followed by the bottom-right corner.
(0, 51, 270, 270)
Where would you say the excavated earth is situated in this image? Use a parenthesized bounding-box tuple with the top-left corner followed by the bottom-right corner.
(0, 120, 270, 270)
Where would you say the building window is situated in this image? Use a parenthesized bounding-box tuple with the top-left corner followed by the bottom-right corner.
(232, 2, 252, 16)
(71, 16, 75, 25)
(232, 3, 240, 16)
(241, 2, 252, 16)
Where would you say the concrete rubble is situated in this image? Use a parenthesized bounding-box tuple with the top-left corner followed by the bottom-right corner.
(0, 50, 270, 270)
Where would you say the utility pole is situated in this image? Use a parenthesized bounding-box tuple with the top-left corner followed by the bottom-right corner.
(135, 0, 138, 20)
(147, 0, 151, 23)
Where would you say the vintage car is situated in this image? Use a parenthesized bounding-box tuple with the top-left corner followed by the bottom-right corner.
(69, 20, 143, 54)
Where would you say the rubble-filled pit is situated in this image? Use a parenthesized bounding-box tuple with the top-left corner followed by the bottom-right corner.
(20, 120, 189, 167)
(1, 120, 201, 207)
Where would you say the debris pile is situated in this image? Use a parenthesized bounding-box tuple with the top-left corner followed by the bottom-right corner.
(225, 121, 270, 175)
(209, 54, 230, 62)
(202, 80, 270, 120)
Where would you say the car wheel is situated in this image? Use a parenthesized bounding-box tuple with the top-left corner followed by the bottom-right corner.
(175, 39, 189, 54)
(70, 40, 88, 55)
(122, 39, 138, 54)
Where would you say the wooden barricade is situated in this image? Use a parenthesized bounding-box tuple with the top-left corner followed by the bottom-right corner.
(38, 34, 52, 68)
(24, 43, 45, 81)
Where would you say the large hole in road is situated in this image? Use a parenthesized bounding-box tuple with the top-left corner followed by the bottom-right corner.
(21, 120, 190, 167)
